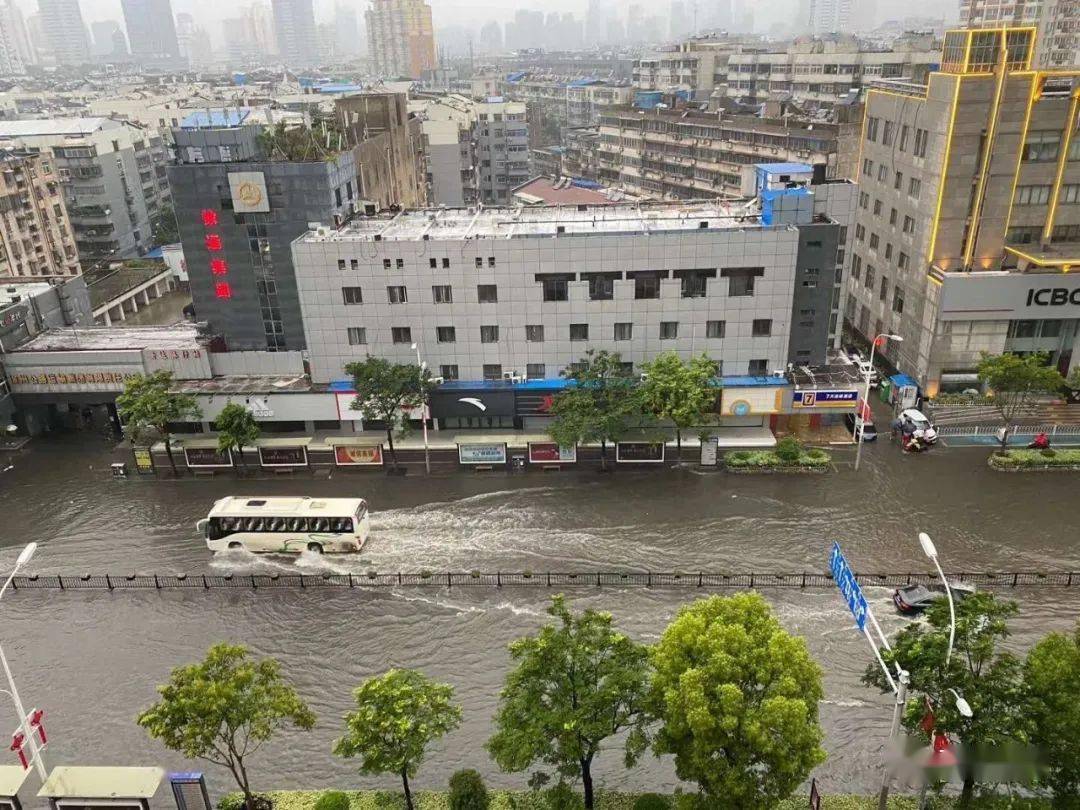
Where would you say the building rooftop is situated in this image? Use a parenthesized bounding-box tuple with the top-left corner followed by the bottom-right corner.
(306, 200, 764, 243)
(0, 117, 116, 137)
(180, 108, 253, 129)
(511, 176, 623, 206)
(175, 374, 315, 394)
(39, 767, 163, 800)
(0, 281, 54, 306)
(15, 323, 204, 352)
(85, 262, 169, 309)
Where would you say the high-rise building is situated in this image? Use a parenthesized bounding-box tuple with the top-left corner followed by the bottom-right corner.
(224, 5, 277, 64)
(365, 0, 434, 78)
(271, 0, 319, 67)
(121, 0, 180, 61)
(0, 1, 26, 74)
(36, 0, 90, 65)
(960, 0, 1079, 68)
(333, 5, 361, 58)
(90, 19, 122, 56)
(809, 0, 851, 35)
(845, 27, 1080, 392)
(176, 12, 212, 67)
(0, 150, 81, 279)
(478, 20, 502, 53)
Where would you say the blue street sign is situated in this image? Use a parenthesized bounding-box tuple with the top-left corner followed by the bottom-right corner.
(830, 541, 868, 631)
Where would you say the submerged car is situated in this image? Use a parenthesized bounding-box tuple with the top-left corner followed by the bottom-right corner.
(893, 581, 977, 614)
(900, 408, 939, 444)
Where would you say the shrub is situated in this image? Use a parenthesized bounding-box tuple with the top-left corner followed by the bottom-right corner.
(1040, 448, 1056, 458)
(313, 792, 349, 810)
(448, 769, 489, 810)
(730, 450, 751, 462)
(219, 796, 245, 810)
(774, 436, 803, 463)
(632, 795, 672, 810)
(545, 783, 584, 810)
(806, 448, 829, 461)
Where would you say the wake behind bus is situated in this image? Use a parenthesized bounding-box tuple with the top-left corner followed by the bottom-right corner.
(197, 496, 371, 554)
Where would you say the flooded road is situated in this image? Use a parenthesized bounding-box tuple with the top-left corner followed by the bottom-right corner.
(0, 433, 1076, 799)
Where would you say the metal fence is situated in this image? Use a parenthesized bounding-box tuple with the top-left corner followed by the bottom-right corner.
(8, 570, 1080, 591)
(936, 424, 1080, 437)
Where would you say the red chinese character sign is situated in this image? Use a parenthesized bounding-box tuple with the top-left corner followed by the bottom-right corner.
(215, 282, 232, 299)
(202, 205, 229, 299)
(201, 209, 218, 227)
(211, 259, 228, 275)
(204, 234, 222, 251)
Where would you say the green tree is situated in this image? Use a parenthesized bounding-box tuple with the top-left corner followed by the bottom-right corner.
(649, 593, 825, 809)
(487, 595, 650, 809)
(345, 356, 431, 472)
(151, 204, 180, 246)
(137, 643, 316, 810)
(116, 369, 202, 475)
(215, 401, 260, 472)
(548, 350, 650, 470)
(863, 592, 1032, 804)
(977, 352, 1065, 448)
(1065, 366, 1080, 392)
(448, 768, 489, 810)
(1026, 623, 1080, 805)
(639, 353, 717, 456)
(333, 669, 461, 810)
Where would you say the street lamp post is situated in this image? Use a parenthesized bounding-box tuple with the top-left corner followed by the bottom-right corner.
(0, 543, 47, 781)
(410, 343, 430, 475)
(919, 532, 956, 665)
(854, 333, 903, 472)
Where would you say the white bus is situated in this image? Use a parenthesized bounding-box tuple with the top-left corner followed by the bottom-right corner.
(197, 496, 370, 554)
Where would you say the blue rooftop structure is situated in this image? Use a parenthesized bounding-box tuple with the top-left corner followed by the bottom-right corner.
(317, 84, 364, 94)
(568, 77, 600, 87)
(179, 109, 251, 129)
(330, 375, 790, 392)
(755, 162, 813, 175)
(506, 72, 527, 82)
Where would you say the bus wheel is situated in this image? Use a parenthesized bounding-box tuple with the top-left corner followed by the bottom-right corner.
(228, 542, 242, 549)
(307, 542, 324, 554)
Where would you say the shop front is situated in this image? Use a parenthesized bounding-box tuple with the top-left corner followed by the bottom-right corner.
(429, 384, 517, 430)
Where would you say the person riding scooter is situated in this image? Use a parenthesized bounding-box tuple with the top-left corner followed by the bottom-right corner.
(1028, 432, 1051, 450)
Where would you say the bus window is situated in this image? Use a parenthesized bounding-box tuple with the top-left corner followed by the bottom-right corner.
(315, 518, 329, 532)
(270, 518, 285, 531)
(289, 518, 303, 531)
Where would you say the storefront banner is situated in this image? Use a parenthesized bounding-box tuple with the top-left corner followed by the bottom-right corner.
(616, 442, 666, 463)
(184, 446, 233, 468)
(133, 447, 154, 473)
(459, 443, 507, 465)
(7, 368, 140, 392)
(794, 390, 859, 408)
(528, 442, 576, 463)
(334, 445, 384, 466)
(259, 446, 308, 467)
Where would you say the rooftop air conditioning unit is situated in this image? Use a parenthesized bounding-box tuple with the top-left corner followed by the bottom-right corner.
(315, 226, 330, 237)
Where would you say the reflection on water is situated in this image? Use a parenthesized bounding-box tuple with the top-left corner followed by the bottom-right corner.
(0, 434, 1077, 797)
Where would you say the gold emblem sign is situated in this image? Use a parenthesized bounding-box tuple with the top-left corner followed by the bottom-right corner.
(237, 181, 263, 207)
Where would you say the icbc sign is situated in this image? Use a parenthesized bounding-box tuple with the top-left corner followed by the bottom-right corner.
(1027, 288, 1080, 306)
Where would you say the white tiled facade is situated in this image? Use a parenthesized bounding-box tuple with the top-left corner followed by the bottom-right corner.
(293, 206, 814, 384)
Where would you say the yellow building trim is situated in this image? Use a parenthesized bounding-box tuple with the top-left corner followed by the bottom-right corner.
(1004, 246, 1080, 267)
(865, 88, 927, 102)
(927, 273, 943, 286)
(1003, 74, 1041, 240)
(927, 76, 963, 267)
(1043, 92, 1080, 242)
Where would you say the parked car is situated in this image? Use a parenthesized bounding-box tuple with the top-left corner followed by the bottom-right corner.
(844, 411, 878, 442)
(900, 408, 938, 444)
(893, 581, 977, 614)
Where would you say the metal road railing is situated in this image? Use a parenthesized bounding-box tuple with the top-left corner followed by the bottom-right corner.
(7, 571, 1079, 591)
(936, 424, 1080, 437)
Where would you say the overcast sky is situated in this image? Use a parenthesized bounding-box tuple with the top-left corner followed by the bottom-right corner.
(14, 0, 955, 37)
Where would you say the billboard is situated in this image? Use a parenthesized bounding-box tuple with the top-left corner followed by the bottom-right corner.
(258, 446, 308, 467)
(528, 442, 576, 463)
(458, 443, 507, 465)
(938, 270, 1080, 321)
(616, 442, 666, 463)
(184, 446, 233, 468)
(794, 390, 859, 408)
(334, 445, 384, 466)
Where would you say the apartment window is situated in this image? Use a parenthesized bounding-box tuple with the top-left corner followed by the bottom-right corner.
(865, 265, 876, 289)
(346, 327, 366, 345)
(889, 208, 898, 227)
(483, 364, 502, 381)
(862, 158, 873, 177)
(659, 321, 678, 340)
(391, 327, 411, 344)
(706, 320, 725, 339)
(440, 364, 459, 381)
(751, 319, 772, 337)
(748, 359, 768, 375)
(902, 216, 915, 234)
(866, 117, 879, 141)
(632, 272, 661, 299)
(387, 285, 407, 304)
(1015, 185, 1052, 205)
(1024, 131, 1060, 162)
(350, 259, 358, 271)
(475, 257, 483, 268)
(478, 284, 498, 303)
(913, 128, 928, 157)
(429, 258, 437, 268)
(873, 199, 882, 215)
(538, 275, 569, 301)
(1071, 136, 1080, 162)
(893, 286, 904, 314)
(869, 233, 880, 250)
(898, 252, 910, 269)
(432, 284, 453, 303)
(885, 243, 893, 260)
(908, 177, 921, 199)
(899, 124, 910, 151)
(526, 363, 546, 379)
(436, 326, 456, 343)
(721, 267, 763, 297)
(882, 121, 893, 146)
(342, 286, 363, 305)
(488, 256, 496, 267)
(609, 322, 632, 341)
(859, 191, 869, 209)
(880, 276, 888, 302)
(382, 259, 391, 269)
(569, 323, 589, 341)
(525, 324, 544, 342)
(1053, 224, 1080, 242)
(852, 254, 862, 280)
(877, 164, 888, 182)
(894, 171, 903, 190)
(395, 258, 404, 269)
(480, 325, 499, 343)
(1060, 184, 1080, 204)
(442, 257, 450, 268)
(585, 273, 616, 300)
(337, 259, 346, 272)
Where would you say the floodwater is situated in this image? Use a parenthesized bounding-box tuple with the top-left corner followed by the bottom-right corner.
(0, 433, 1076, 800)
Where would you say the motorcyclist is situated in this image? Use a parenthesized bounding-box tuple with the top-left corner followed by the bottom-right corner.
(1028, 432, 1050, 450)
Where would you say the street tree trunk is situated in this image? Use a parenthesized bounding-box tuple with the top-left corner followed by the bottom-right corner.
(163, 434, 177, 475)
(401, 769, 414, 810)
(676, 428, 682, 457)
(599, 439, 608, 471)
(386, 428, 398, 471)
(581, 757, 595, 809)
(960, 775, 975, 806)
(236, 446, 245, 473)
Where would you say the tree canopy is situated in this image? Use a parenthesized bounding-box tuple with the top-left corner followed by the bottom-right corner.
(977, 353, 1065, 445)
(215, 402, 261, 470)
(116, 369, 202, 474)
(345, 356, 431, 470)
(639, 353, 717, 452)
(333, 669, 461, 810)
(1026, 623, 1080, 805)
(487, 595, 650, 809)
(649, 593, 826, 809)
(137, 643, 315, 810)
